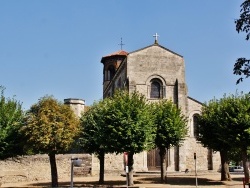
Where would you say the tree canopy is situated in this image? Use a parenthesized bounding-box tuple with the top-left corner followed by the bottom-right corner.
(106, 91, 155, 154)
(0, 86, 25, 159)
(234, 0, 250, 83)
(78, 98, 112, 183)
(21, 96, 80, 187)
(198, 92, 250, 182)
(79, 90, 155, 185)
(79, 99, 111, 155)
(152, 100, 187, 183)
(103, 90, 155, 186)
(153, 100, 187, 150)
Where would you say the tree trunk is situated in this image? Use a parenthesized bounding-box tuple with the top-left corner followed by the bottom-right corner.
(127, 152, 134, 186)
(220, 150, 231, 181)
(242, 148, 249, 184)
(159, 147, 167, 183)
(98, 151, 105, 184)
(48, 152, 58, 187)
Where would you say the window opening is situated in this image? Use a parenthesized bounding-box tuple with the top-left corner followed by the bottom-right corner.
(107, 66, 115, 80)
(193, 115, 200, 138)
(150, 79, 164, 99)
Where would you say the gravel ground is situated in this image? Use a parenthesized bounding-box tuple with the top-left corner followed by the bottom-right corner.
(1, 172, 248, 188)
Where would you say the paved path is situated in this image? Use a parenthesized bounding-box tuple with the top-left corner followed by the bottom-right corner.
(1, 172, 248, 187)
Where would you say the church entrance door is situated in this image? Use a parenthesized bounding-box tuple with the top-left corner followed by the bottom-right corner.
(147, 148, 168, 170)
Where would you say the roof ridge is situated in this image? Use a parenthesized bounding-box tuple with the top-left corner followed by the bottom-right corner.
(103, 50, 128, 58)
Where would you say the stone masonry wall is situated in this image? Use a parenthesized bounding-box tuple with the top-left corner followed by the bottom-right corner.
(91, 152, 148, 176)
(0, 152, 149, 184)
(179, 138, 221, 172)
(0, 154, 91, 184)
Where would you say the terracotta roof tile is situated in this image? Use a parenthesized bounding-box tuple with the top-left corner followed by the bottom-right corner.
(101, 50, 128, 63)
(103, 50, 128, 58)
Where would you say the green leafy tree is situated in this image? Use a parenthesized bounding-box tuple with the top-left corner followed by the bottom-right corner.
(106, 90, 155, 186)
(228, 148, 243, 166)
(21, 96, 80, 187)
(152, 100, 187, 183)
(79, 90, 155, 185)
(78, 98, 112, 184)
(199, 97, 233, 181)
(225, 93, 250, 183)
(0, 86, 25, 159)
(234, 0, 250, 83)
(229, 146, 250, 165)
(198, 93, 250, 182)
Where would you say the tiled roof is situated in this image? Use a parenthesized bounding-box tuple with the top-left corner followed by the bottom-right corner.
(101, 50, 128, 63)
(103, 50, 128, 58)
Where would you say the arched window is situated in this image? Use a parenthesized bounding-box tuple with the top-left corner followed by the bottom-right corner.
(150, 79, 164, 99)
(107, 66, 115, 80)
(193, 114, 200, 138)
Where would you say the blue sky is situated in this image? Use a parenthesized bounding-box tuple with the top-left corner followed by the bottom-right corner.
(0, 1, 249, 110)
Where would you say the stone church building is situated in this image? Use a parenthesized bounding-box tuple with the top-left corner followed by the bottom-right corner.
(95, 35, 220, 173)
(0, 36, 222, 184)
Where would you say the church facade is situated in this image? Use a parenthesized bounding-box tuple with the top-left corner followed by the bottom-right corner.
(98, 36, 220, 173)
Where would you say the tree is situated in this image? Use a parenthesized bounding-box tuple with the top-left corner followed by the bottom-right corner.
(199, 97, 234, 181)
(0, 86, 25, 159)
(21, 96, 80, 187)
(225, 93, 250, 184)
(228, 148, 243, 166)
(234, 0, 250, 84)
(79, 90, 155, 185)
(198, 93, 250, 182)
(78, 98, 112, 184)
(152, 100, 187, 183)
(105, 90, 155, 186)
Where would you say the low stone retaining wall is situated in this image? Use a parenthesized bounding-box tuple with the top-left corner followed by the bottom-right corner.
(0, 154, 91, 184)
(0, 152, 147, 184)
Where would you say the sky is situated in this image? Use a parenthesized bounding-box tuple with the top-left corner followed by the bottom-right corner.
(0, 1, 249, 110)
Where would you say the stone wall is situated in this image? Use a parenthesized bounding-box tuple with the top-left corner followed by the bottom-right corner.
(179, 138, 221, 172)
(0, 145, 220, 184)
(0, 152, 149, 184)
(91, 152, 148, 176)
(0, 154, 91, 184)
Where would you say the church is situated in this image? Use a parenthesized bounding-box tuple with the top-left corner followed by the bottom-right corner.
(0, 35, 222, 183)
(95, 34, 220, 173)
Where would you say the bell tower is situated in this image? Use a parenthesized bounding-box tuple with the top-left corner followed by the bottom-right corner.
(100, 50, 128, 93)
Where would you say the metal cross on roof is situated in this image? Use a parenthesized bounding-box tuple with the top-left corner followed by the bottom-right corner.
(153, 33, 159, 44)
(118, 37, 125, 50)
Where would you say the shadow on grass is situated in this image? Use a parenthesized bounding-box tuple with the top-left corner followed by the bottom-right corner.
(26, 176, 228, 187)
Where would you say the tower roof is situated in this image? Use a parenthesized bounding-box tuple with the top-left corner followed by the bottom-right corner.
(101, 50, 128, 63)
